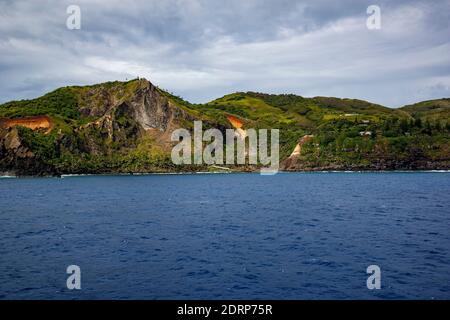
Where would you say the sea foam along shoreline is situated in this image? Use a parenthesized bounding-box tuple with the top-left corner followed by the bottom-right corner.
(1, 169, 449, 179)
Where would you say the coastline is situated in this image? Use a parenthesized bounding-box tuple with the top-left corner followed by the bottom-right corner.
(1, 169, 450, 179)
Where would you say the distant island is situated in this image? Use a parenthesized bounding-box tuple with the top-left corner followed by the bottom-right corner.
(1, 78, 449, 176)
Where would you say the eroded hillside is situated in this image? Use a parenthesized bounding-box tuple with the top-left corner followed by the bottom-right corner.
(1, 78, 449, 175)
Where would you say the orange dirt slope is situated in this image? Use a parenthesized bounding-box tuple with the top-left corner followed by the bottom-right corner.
(0, 115, 54, 134)
(226, 114, 244, 129)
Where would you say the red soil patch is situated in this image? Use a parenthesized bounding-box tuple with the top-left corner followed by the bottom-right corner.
(226, 114, 244, 129)
(0, 115, 53, 134)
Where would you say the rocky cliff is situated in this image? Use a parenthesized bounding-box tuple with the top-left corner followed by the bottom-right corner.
(0, 79, 207, 175)
(1, 78, 449, 176)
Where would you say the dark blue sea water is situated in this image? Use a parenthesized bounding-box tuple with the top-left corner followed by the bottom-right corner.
(0, 172, 449, 300)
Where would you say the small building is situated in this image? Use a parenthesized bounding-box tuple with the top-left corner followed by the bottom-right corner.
(359, 131, 372, 136)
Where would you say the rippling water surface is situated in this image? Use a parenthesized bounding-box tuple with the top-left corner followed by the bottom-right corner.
(0, 172, 449, 299)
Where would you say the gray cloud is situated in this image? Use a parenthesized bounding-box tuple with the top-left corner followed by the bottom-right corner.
(0, 0, 449, 107)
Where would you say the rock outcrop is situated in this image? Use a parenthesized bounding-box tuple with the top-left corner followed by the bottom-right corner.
(281, 135, 314, 170)
(0, 79, 202, 175)
(0, 126, 55, 176)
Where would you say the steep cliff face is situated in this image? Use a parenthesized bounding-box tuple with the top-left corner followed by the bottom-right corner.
(69, 79, 197, 155)
(0, 79, 202, 175)
(0, 116, 53, 174)
(77, 79, 195, 131)
(0, 126, 55, 176)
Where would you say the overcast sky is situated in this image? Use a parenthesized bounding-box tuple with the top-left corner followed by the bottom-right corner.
(0, 0, 449, 107)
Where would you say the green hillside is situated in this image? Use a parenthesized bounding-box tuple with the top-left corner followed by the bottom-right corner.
(400, 99, 450, 125)
(1, 79, 449, 175)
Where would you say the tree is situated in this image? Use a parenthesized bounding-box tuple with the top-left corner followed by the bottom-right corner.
(400, 119, 409, 133)
(414, 118, 422, 128)
(422, 120, 432, 135)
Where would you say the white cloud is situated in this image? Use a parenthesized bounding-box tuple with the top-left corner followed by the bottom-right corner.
(0, 0, 449, 107)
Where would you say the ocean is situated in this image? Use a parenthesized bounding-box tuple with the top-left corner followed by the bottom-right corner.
(0, 172, 449, 299)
